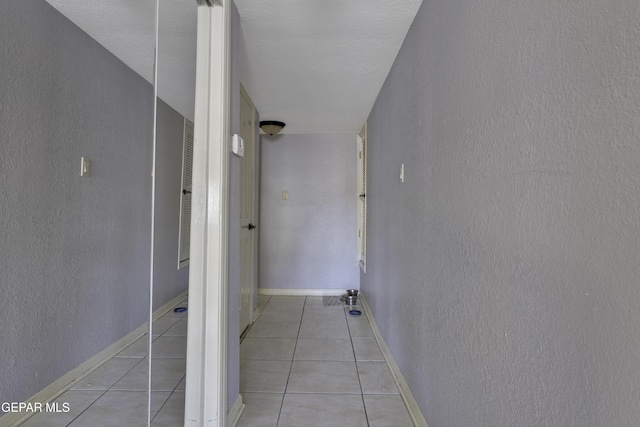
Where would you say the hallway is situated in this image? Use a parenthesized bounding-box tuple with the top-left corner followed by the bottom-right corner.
(15, 295, 414, 426)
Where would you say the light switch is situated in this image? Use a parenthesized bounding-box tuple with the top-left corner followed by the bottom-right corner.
(232, 134, 244, 157)
(400, 163, 404, 183)
(80, 157, 90, 177)
(282, 191, 288, 200)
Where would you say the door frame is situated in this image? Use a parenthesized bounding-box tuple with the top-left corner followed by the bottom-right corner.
(185, 0, 230, 426)
(239, 83, 256, 334)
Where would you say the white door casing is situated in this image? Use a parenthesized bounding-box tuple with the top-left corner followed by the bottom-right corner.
(239, 85, 256, 334)
(185, 0, 230, 426)
(357, 123, 367, 272)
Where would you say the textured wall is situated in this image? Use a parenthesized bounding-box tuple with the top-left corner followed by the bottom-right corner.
(260, 134, 359, 290)
(0, 0, 187, 404)
(362, 0, 640, 425)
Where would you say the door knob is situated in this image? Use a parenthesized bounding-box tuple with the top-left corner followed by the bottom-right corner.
(247, 223, 256, 230)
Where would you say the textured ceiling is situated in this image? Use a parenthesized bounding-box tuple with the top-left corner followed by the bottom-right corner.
(45, 0, 422, 133)
(235, 0, 423, 134)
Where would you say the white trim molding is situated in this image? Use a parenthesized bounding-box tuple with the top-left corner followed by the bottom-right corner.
(251, 307, 262, 323)
(258, 288, 348, 296)
(184, 1, 231, 426)
(226, 395, 245, 427)
(360, 294, 429, 427)
(357, 123, 367, 273)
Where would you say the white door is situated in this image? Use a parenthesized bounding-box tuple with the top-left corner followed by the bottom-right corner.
(239, 86, 256, 334)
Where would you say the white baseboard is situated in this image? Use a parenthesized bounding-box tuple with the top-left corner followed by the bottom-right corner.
(360, 294, 429, 427)
(0, 290, 188, 427)
(251, 307, 261, 323)
(258, 288, 348, 296)
(226, 394, 245, 427)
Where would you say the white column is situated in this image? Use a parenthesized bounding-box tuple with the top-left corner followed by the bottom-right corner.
(184, 1, 230, 426)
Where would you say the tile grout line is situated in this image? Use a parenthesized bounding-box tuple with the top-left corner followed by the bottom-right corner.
(61, 389, 108, 427)
(274, 296, 305, 426)
(240, 296, 376, 426)
(148, 356, 187, 425)
(68, 305, 186, 426)
(345, 302, 371, 427)
(148, 389, 175, 425)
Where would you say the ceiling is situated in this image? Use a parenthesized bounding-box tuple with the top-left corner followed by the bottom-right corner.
(45, 0, 422, 134)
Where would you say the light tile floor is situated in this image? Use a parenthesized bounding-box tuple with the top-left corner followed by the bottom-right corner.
(17, 295, 414, 426)
(236, 295, 415, 427)
(19, 299, 189, 427)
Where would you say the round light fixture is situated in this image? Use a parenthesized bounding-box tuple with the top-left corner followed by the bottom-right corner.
(259, 120, 286, 135)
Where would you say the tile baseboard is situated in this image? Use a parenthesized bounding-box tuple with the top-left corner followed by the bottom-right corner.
(258, 288, 348, 296)
(251, 307, 262, 323)
(359, 294, 429, 427)
(227, 394, 245, 427)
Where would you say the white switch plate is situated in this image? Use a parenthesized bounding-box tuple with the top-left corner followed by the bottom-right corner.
(400, 163, 404, 183)
(232, 134, 244, 157)
(80, 157, 90, 176)
(282, 191, 288, 200)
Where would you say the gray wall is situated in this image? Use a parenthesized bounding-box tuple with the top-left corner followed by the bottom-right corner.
(362, 0, 640, 426)
(260, 134, 359, 290)
(0, 0, 188, 404)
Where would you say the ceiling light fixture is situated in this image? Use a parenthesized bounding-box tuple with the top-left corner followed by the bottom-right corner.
(259, 120, 286, 135)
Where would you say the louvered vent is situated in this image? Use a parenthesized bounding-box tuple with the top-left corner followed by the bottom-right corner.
(178, 119, 194, 267)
